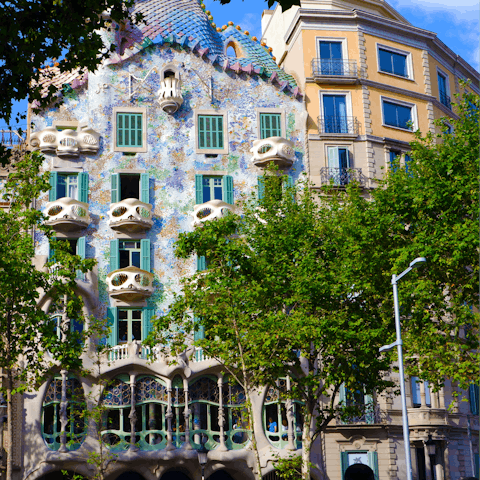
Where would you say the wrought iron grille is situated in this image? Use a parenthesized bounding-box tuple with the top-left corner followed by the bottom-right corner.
(0, 130, 24, 147)
(318, 116, 359, 135)
(439, 91, 451, 109)
(337, 403, 385, 425)
(311, 59, 359, 77)
(320, 167, 367, 187)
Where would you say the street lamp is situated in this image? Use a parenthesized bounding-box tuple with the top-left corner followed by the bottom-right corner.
(379, 257, 426, 480)
(197, 434, 208, 480)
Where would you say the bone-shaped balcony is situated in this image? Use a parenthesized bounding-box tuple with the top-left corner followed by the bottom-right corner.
(192, 199, 235, 227)
(157, 77, 184, 114)
(106, 266, 154, 301)
(44, 198, 90, 232)
(250, 136, 295, 168)
(107, 198, 153, 233)
(30, 125, 100, 156)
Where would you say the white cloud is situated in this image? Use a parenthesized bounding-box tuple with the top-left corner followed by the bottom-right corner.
(238, 13, 262, 38)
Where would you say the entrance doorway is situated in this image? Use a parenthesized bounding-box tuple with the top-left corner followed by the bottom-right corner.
(345, 464, 375, 480)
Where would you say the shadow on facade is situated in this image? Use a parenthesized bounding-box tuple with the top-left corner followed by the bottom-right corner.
(116, 472, 147, 480)
(345, 464, 375, 480)
(160, 472, 192, 480)
(207, 471, 235, 480)
(37, 472, 85, 480)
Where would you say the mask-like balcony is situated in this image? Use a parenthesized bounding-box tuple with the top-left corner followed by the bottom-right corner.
(30, 125, 100, 156)
(157, 77, 183, 114)
(250, 136, 295, 168)
(192, 199, 235, 227)
(107, 198, 153, 233)
(106, 266, 154, 301)
(44, 198, 90, 232)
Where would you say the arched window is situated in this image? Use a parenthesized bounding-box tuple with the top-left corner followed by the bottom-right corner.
(189, 376, 220, 449)
(222, 380, 249, 449)
(102, 376, 132, 451)
(171, 375, 186, 448)
(135, 376, 168, 450)
(264, 379, 303, 449)
(42, 377, 85, 450)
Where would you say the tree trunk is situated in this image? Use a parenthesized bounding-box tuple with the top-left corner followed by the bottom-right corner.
(246, 396, 262, 480)
(301, 411, 313, 480)
(6, 369, 13, 480)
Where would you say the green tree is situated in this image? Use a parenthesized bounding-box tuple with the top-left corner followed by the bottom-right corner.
(0, 147, 94, 480)
(0, 0, 141, 127)
(148, 170, 393, 479)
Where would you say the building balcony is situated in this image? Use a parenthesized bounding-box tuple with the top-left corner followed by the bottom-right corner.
(439, 91, 451, 110)
(311, 59, 361, 83)
(106, 266, 154, 301)
(30, 125, 100, 156)
(44, 198, 90, 232)
(192, 199, 235, 227)
(250, 136, 295, 168)
(320, 167, 367, 187)
(156, 77, 184, 114)
(318, 116, 359, 136)
(107, 341, 163, 362)
(337, 404, 386, 425)
(107, 198, 153, 233)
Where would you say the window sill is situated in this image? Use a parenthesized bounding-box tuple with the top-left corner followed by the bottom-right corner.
(195, 148, 229, 155)
(113, 146, 147, 153)
(382, 124, 415, 133)
(378, 71, 415, 82)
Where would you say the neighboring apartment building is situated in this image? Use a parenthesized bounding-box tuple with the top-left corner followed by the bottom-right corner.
(15, 1, 307, 479)
(261, 1, 479, 480)
(261, 0, 480, 190)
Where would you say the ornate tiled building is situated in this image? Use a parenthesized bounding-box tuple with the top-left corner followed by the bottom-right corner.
(14, 1, 307, 479)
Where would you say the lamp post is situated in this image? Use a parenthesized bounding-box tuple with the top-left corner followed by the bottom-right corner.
(380, 257, 426, 480)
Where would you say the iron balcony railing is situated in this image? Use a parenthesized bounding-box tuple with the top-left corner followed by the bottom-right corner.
(318, 116, 359, 135)
(439, 91, 451, 110)
(0, 130, 25, 147)
(311, 59, 359, 77)
(337, 403, 386, 425)
(320, 167, 367, 187)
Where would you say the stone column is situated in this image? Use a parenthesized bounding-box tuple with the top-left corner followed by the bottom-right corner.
(59, 369, 68, 452)
(286, 377, 295, 451)
(183, 378, 192, 449)
(129, 373, 138, 451)
(165, 379, 174, 450)
(217, 376, 227, 451)
(420, 381, 427, 407)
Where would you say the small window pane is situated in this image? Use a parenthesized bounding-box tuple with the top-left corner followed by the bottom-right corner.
(384, 101, 412, 130)
(379, 48, 407, 77)
(117, 113, 143, 148)
(198, 115, 224, 150)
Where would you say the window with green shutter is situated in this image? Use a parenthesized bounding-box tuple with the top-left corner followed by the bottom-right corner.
(111, 239, 150, 272)
(260, 113, 282, 139)
(116, 113, 143, 148)
(106, 307, 153, 345)
(195, 175, 234, 205)
(49, 172, 89, 202)
(198, 115, 224, 150)
(110, 173, 149, 203)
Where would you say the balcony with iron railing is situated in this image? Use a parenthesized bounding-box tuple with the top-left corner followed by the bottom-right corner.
(439, 90, 451, 110)
(106, 266, 154, 301)
(337, 403, 386, 425)
(44, 197, 90, 232)
(318, 116, 359, 136)
(320, 167, 367, 188)
(311, 59, 362, 83)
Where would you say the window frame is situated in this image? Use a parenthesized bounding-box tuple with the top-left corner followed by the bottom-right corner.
(113, 107, 147, 153)
(376, 43, 413, 80)
(436, 67, 451, 109)
(256, 108, 286, 139)
(316, 37, 348, 62)
(381, 96, 417, 131)
(195, 110, 229, 154)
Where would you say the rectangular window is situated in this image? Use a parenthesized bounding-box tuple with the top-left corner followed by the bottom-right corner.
(118, 309, 142, 343)
(48, 237, 86, 280)
(411, 377, 431, 407)
(383, 100, 414, 130)
(110, 238, 150, 272)
(322, 94, 349, 133)
(198, 115, 224, 150)
(113, 107, 147, 153)
(110, 173, 149, 203)
(119, 241, 141, 269)
(260, 113, 282, 139)
(319, 41, 344, 75)
(378, 47, 408, 77)
(437, 72, 451, 109)
(389, 150, 401, 173)
(49, 172, 89, 202)
(341, 451, 379, 480)
(195, 174, 233, 204)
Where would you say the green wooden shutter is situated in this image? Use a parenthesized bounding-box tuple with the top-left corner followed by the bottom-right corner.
(284, 175, 295, 202)
(140, 173, 149, 203)
(107, 307, 117, 346)
(197, 255, 206, 271)
(193, 316, 205, 341)
(48, 237, 57, 262)
(216, 116, 224, 149)
(260, 113, 282, 139)
(49, 171, 58, 202)
(198, 115, 223, 149)
(223, 175, 234, 204)
(142, 307, 155, 341)
(470, 384, 479, 415)
(78, 172, 89, 203)
(195, 174, 204, 204)
(111, 173, 120, 203)
(141, 239, 151, 272)
(76, 236, 86, 280)
(340, 452, 349, 480)
(368, 451, 379, 480)
(110, 239, 120, 272)
(364, 393, 374, 424)
(339, 384, 346, 404)
(257, 176, 265, 200)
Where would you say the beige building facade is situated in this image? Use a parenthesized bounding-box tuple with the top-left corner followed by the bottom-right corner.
(262, 2, 479, 480)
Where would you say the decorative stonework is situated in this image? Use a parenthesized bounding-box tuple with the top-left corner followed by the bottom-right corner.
(106, 266, 154, 301)
(362, 86, 373, 135)
(192, 199, 235, 227)
(107, 198, 153, 233)
(358, 32, 368, 79)
(157, 77, 184, 114)
(422, 50, 432, 96)
(426, 101, 436, 133)
(44, 198, 90, 232)
(250, 136, 295, 168)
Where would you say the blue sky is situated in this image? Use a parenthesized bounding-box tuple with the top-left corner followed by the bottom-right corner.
(2, 0, 478, 130)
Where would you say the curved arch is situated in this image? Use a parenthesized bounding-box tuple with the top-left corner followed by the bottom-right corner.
(345, 463, 375, 480)
(224, 37, 246, 59)
(160, 471, 192, 480)
(208, 471, 235, 480)
(36, 471, 86, 480)
(115, 472, 147, 480)
(160, 63, 181, 81)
